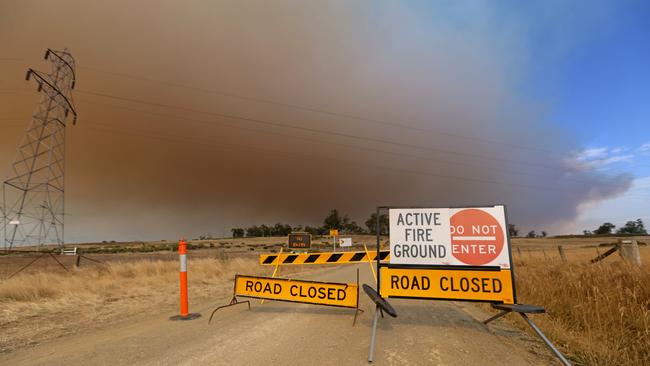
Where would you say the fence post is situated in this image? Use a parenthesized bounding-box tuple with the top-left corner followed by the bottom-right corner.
(169, 239, 201, 320)
(618, 239, 642, 266)
(557, 245, 566, 263)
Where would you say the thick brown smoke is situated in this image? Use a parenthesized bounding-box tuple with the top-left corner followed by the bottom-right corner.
(0, 1, 631, 242)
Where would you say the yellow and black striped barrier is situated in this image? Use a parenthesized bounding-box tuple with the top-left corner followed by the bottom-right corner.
(259, 250, 390, 266)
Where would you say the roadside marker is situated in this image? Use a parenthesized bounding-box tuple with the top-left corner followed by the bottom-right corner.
(170, 239, 201, 321)
(259, 250, 389, 266)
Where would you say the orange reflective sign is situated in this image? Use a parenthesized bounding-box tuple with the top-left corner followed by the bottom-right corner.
(380, 267, 514, 304)
(235, 275, 358, 308)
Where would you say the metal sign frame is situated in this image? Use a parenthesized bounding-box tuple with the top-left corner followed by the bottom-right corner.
(367, 205, 571, 365)
(374, 205, 517, 304)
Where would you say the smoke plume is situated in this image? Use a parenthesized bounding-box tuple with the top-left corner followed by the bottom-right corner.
(0, 1, 632, 242)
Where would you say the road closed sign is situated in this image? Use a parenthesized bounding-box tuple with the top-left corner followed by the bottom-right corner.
(234, 275, 358, 308)
(389, 205, 511, 269)
(379, 267, 515, 304)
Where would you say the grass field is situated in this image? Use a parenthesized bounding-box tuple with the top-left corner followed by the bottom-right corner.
(1, 235, 648, 365)
(508, 239, 649, 366)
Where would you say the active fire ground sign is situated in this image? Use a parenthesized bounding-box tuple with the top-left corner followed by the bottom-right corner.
(389, 206, 511, 268)
(384, 205, 515, 304)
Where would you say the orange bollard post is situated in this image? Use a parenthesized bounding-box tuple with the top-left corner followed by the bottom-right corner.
(170, 239, 201, 321)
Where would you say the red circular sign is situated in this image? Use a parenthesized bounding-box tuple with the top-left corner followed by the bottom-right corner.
(450, 209, 504, 265)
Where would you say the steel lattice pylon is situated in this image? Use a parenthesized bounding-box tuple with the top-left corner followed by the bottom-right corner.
(2, 49, 77, 250)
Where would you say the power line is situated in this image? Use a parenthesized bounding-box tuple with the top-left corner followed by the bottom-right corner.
(75, 89, 575, 172)
(77, 114, 645, 198)
(3, 85, 640, 188)
(76, 97, 630, 189)
(79, 65, 563, 156)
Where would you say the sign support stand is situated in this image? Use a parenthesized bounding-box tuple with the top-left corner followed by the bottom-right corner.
(364, 205, 571, 365)
(368, 304, 380, 363)
(261, 247, 282, 305)
(483, 303, 571, 366)
(368, 206, 383, 362)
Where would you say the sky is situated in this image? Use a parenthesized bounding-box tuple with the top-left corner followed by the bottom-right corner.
(0, 1, 648, 243)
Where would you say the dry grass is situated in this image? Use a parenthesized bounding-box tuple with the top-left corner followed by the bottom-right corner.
(510, 247, 650, 365)
(0, 257, 278, 352)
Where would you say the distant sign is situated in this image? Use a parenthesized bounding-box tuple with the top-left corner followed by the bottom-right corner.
(380, 267, 515, 304)
(288, 233, 311, 249)
(9, 220, 20, 225)
(329, 229, 339, 236)
(389, 205, 511, 268)
(234, 275, 358, 308)
(339, 237, 352, 247)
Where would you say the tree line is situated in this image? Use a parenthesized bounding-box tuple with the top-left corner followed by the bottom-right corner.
(231, 209, 390, 238)
(583, 219, 647, 235)
(232, 212, 648, 239)
(507, 219, 647, 238)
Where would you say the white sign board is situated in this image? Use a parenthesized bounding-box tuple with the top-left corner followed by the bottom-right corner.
(9, 220, 20, 225)
(389, 205, 511, 269)
(339, 237, 352, 247)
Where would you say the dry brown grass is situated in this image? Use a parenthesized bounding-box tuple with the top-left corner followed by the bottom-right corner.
(0, 257, 279, 352)
(510, 246, 650, 365)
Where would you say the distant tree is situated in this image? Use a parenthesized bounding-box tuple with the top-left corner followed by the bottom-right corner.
(304, 225, 326, 235)
(526, 230, 536, 238)
(323, 209, 344, 230)
(365, 213, 389, 235)
(231, 228, 244, 238)
(583, 230, 593, 236)
(292, 225, 304, 232)
(617, 219, 647, 235)
(541, 231, 547, 238)
(272, 223, 292, 236)
(508, 224, 519, 237)
(246, 225, 262, 237)
(344, 220, 365, 234)
(594, 222, 616, 235)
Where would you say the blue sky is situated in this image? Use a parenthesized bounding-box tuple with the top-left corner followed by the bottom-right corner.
(525, 0, 650, 175)
(518, 0, 650, 231)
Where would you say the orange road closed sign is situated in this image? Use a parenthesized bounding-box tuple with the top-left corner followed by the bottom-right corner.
(379, 267, 515, 304)
(234, 275, 358, 308)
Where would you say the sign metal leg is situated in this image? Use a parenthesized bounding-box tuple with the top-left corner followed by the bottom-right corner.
(519, 313, 572, 366)
(483, 310, 509, 324)
(368, 304, 380, 363)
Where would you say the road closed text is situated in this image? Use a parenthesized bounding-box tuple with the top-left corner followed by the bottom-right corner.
(379, 267, 514, 304)
(234, 275, 358, 308)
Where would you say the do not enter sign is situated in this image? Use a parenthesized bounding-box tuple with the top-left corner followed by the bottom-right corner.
(389, 205, 512, 269)
(450, 209, 504, 265)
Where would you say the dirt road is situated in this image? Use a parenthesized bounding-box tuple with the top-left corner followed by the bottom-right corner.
(0, 264, 554, 365)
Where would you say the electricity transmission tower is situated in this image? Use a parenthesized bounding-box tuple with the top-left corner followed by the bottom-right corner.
(2, 49, 77, 250)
